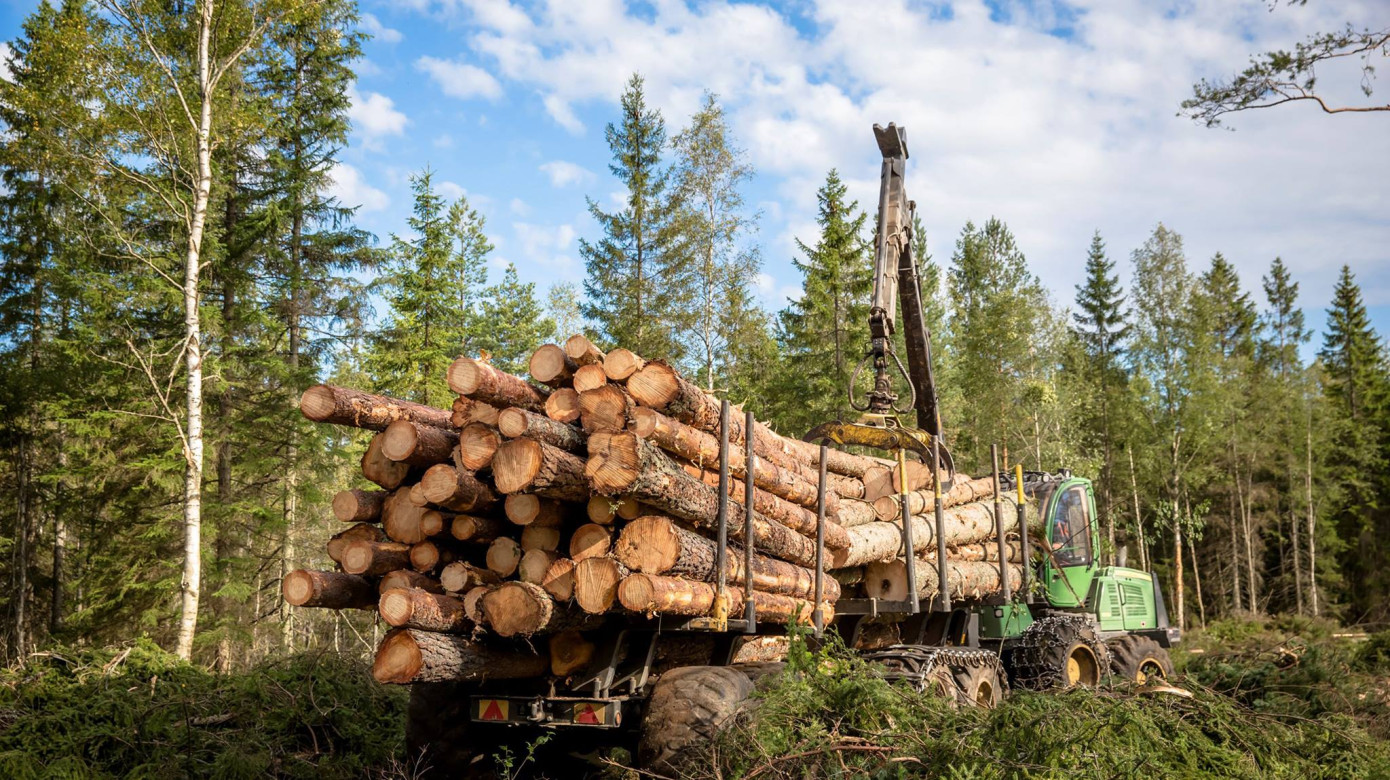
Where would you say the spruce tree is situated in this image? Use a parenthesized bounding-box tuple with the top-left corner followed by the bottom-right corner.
(1260, 257, 1310, 613)
(580, 73, 688, 360)
(775, 169, 871, 436)
(477, 264, 555, 375)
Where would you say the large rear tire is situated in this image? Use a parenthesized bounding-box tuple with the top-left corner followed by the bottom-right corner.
(952, 662, 1005, 708)
(1006, 614, 1109, 690)
(638, 665, 754, 775)
(1107, 634, 1174, 683)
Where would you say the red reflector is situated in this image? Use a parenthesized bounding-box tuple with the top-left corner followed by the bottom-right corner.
(479, 699, 507, 721)
(574, 703, 601, 725)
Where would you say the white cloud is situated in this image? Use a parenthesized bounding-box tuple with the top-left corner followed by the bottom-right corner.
(512, 221, 580, 277)
(438, 181, 467, 200)
(0, 43, 13, 83)
(347, 86, 407, 148)
(542, 94, 584, 134)
(510, 197, 531, 216)
(360, 13, 403, 44)
(353, 57, 383, 77)
(433, 133, 454, 149)
(539, 160, 593, 188)
(416, 56, 504, 100)
(328, 163, 389, 212)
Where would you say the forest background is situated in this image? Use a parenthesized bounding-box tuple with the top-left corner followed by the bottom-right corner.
(1, 0, 1388, 668)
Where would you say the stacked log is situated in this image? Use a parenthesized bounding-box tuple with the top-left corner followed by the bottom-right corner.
(288, 340, 1034, 689)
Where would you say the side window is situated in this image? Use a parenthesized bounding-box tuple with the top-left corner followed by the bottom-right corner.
(1049, 486, 1093, 567)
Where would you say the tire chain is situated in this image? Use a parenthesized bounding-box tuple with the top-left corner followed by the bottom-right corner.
(1006, 613, 1110, 690)
(863, 644, 1010, 698)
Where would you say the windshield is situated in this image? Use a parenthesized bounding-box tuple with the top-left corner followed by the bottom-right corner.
(1049, 485, 1093, 567)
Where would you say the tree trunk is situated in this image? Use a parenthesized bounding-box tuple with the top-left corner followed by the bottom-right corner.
(341, 539, 412, 576)
(333, 489, 389, 523)
(529, 344, 577, 387)
(613, 515, 841, 601)
(872, 476, 995, 520)
(680, 464, 850, 549)
(439, 561, 501, 593)
(373, 629, 549, 684)
(1306, 409, 1318, 616)
(831, 497, 1036, 569)
(1127, 447, 1148, 572)
(564, 334, 605, 367)
(456, 422, 500, 471)
(383, 420, 459, 467)
(420, 463, 499, 513)
(569, 523, 612, 562)
(381, 569, 447, 594)
(1188, 529, 1205, 628)
(299, 384, 453, 431)
(572, 557, 628, 614)
(482, 581, 600, 637)
(450, 514, 507, 544)
(1174, 519, 1185, 632)
(585, 431, 817, 566)
(578, 384, 632, 433)
(602, 348, 645, 382)
(618, 574, 825, 624)
(380, 588, 471, 633)
(862, 558, 1023, 602)
(447, 357, 548, 411)
(493, 438, 590, 501)
(544, 388, 581, 423)
(282, 570, 376, 610)
(504, 494, 566, 527)
(497, 408, 585, 453)
(572, 364, 609, 393)
(361, 433, 411, 490)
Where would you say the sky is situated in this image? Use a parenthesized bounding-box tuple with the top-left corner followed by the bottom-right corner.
(2, 0, 1388, 349)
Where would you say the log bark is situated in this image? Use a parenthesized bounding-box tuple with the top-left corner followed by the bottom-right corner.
(452, 397, 500, 428)
(585, 431, 818, 567)
(542, 557, 576, 602)
(836, 499, 878, 527)
(518, 549, 558, 584)
(497, 408, 586, 453)
(462, 587, 489, 626)
(549, 629, 595, 676)
(521, 525, 561, 553)
(327, 523, 385, 564)
(573, 557, 629, 614)
(572, 364, 609, 393)
(504, 494, 566, 527)
(333, 489, 389, 523)
(450, 514, 507, 544)
(632, 407, 841, 517)
(564, 334, 605, 367)
(529, 344, 578, 387)
(439, 561, 501, 592)
(612, 515, 840, 601)
(381, 420, 459, 467)
(380, 587, 472, 633)
(617, 574, 826, 623)
(602, 348, 645, 382)
(300, 384, 453, 431)
(544, 388, 581, 423)
(493, 438, 590, 501)
(830, 496, 1037, 569)
(341, 539, 412, 576)
(447, 358, 548, 411)
(361, 433, 411, 490)
(409, 541, 456, 573)
(282, 570, 376, 609)
(373, 629, 548, 684)
(863, 559, 1024, 602)
(681, 464, 850, 550)
(579, 384, 632, 433)
(872, 475, 996, 520)
(381, 569, 445, 594)
(487, 537, 523, 577)
(569, 523, 612, 562)
(457, 422, 501, 471)
(420, 463, 499, 513)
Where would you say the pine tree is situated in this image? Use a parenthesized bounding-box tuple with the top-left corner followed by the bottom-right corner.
(775, 169, 871, 436)
(581, 73, 688, 360)
(1072, 230, 1130, 560)
(477, 264, 555, 375)
(671, 92, 760, 389)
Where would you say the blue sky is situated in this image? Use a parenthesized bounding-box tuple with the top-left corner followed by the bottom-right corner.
(2, 0, 1388, 352)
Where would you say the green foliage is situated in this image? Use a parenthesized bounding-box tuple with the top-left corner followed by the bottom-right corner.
(477, 264, 556, 376)
(0, 639, 407, 778)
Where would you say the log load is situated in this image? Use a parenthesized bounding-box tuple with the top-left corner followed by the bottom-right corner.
(492, 438, 590, 502)
(564, 334, 605, 367)
(585, 495, 642, 525)
(549, 629, 596, 677)
(450, 514, 507, 543)
(529, 344, 577, 388)
(544, 388, 581, 423)
(382, 493, 440, 545)
(482, 581, 601, 637)
(456, 422, 502, 471)
(573, 557, 629, 614)
(681, 464, 851, 549)
(861, 461, 937, 503)
(572, 364, 608, 393)
(381, 569, 446, 594)
(332, 488, 388, 523)
(409, 541, 456, 573)
(497, 408, 585, 453)
(462, 587, 489, 626)
(439, 561, 501, 592)
(282, 570, 376, 610)
(585, 430, 817, 567)
(542, 557, 576, 601)
(504, 494, 566, 527)
(408, 482, 430, 507)
(327, 523, 385, 564)
(361, 434, 411, 490)
(613, 515, 840, 602)
(602, 348, 645, 382)
(300, 384, 453, 431)
(447, 357, 548, 411)
(380, 588, 472, 633)
(578, 384, 632, 433)
(381, 420, 459, 467)
(487, 537, 524, 577)
(872, 475, 997, 520)
(451, 397, 501, 429)
(863, 559, 1024, 602)
(373, 629, 549, 684)
(342, 539, 413, 576)
(520, 525, 561, 553)
(617, 574, 828, 624)
(420, 463, 499, 513)
(569, 523, 612, 562)
(518, 549, 558, 584)
(829, 496, 1037, 569)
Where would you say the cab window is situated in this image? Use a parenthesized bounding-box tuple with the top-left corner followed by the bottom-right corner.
(1050, 486, 1092, 567)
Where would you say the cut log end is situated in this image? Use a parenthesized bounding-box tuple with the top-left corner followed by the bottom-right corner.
(603, 348, 645, 382)
(482, 581, 555, 638)
(572, 364, 609, 394)
(492, 438, 543, 494)
(458, 422, 501, 471)
(542, 558, 577, 602)
(487, 537, 524, 577)
(612, 515, 681, 573)
(298, 385, 338, 421)
(564, 334, 605, 366)
(573, 557, 627, 614)
(281, 569, 375, 610)
(625, 362, 680, 408)
(569, 523, 613, 562)
(583, 430, 641, 495)
(372, 630, 424, 684)
(530, 344, 577, 386)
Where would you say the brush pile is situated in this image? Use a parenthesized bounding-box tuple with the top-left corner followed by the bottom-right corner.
(283, 335, 1034, 685)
